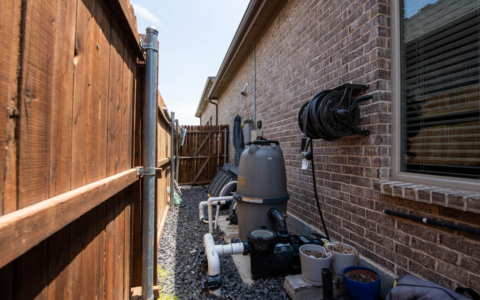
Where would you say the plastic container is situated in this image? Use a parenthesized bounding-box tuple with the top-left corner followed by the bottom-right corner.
(343, 266, 380, 300)
(299, 244, 332, 286)
(326, 242, 357, 276)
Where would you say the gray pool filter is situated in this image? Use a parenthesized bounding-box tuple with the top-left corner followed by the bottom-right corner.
(235, 140, 289, 240)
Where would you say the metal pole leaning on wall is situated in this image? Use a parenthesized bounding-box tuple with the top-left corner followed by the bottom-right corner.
(142, 26, 158, 300)
(171, 112, 175, 208)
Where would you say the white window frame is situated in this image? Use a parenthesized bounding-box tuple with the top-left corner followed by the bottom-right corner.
(391, 0, 480, 191)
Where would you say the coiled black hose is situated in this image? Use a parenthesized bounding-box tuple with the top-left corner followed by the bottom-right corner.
(298, 90, 334, 140)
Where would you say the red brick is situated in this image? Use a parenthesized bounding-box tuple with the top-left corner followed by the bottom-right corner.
(411, 238, 458, 264)
(396, 244, 435, 269)
(440, 233, 480, 260)
(459, 255, 480, 275)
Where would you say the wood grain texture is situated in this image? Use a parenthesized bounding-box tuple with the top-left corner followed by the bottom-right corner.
(124, 185, 133, 300)
(0, 0, 22, 216)
(130, 66, 143, 287)
(68, 214, 85, 300)
(87, 0, 111, 184)
(14, 240, 48, 300)
(107, 17, 124, 176)
(105, 194, 116, 300)
(105, 0, 144, 60)
(17, 0, 56, 209)
(49, 0, 76, 197)
(47, 226, 70, 300)
(0, 168, 138, 269)
(0, 0, 159, 297)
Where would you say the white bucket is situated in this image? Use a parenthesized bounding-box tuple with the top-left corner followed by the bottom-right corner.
(299, 244, 332, 286)
(327, 243, 357, 276)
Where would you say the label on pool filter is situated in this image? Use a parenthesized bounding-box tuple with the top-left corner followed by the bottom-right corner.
(238, 176, 247, 186)
(242, 197, 263, 203)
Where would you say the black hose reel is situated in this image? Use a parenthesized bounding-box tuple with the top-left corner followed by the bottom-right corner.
(296, 84, 373, 241)
(298, 84, 372, 142)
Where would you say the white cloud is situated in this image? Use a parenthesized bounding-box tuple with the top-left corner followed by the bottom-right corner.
(131, 2, 162, 27)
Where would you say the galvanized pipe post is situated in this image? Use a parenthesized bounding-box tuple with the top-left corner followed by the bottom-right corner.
(142, 26, 158, 300)
(175, 119, 179, 183)
(170, 112, 175, 208)
(223, 128, 227, 165)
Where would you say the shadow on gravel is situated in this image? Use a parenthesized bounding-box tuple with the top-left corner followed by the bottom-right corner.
(157, 187, 288, 300)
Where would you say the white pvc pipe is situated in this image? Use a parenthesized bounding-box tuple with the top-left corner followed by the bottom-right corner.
(204, 233, 220, 276)
(204, 233, 244, 277)
(199, 201, 207, 221)
(199, 199, 228, 222)
(219, 181, 237, 197)
(207, 196, 233, 233)
(215, 204, 220, 230)
(214, 243, 244, 256)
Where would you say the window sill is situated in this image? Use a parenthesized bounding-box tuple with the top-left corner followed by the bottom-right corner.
(374, 180, 480, 214)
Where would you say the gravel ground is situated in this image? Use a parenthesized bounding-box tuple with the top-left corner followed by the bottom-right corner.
(157, 187, 289, 300)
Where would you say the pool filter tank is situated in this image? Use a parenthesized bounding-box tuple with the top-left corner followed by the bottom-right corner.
(235, 140, 289, 240)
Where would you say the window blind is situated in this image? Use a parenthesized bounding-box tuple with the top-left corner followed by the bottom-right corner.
(401, 0, 480, 179)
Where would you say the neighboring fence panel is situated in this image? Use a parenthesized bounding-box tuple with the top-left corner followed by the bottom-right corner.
(0, 0, 159, 298)
(178, 125, 229, 185)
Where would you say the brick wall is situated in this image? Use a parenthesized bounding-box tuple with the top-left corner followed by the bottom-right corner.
(200, 0, 480, 291)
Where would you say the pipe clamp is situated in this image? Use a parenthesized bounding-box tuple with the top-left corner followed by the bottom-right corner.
(141, 42, 158, 52)
(136, 167, 160, 176)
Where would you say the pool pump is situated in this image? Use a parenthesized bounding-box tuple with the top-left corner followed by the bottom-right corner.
(201, 208, 301, 292)
(247, 208, 301, 279)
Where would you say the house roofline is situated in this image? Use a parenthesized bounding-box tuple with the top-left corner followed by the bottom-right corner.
(195, 77, 216, 118)
(195, 0, 287, 118)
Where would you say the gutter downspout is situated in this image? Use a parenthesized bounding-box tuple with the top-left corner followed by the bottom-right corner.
(209, 98, 218, 125)
(142, 26, 158, 300)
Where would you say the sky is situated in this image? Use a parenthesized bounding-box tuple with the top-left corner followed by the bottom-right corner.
(131, 0, 250, 125)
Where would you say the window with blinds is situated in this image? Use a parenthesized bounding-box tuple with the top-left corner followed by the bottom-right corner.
(400, 0, 480, 179)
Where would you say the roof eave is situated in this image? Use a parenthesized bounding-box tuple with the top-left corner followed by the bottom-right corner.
(195, 77, 216, 118)
(207, 0, 287, 100)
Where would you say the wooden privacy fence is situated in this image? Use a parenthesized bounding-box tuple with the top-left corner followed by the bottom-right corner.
(0, 0, 172, 298)
(178, 125, 229, 185)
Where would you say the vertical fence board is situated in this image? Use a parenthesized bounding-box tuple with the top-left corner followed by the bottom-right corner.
(124, 185, 132, 300)
(96, 201, 107, 300)
(68, 215, 85, 300)
(0, 0, 22, 216)
(72, 0, 96, 190)
(47, 226, 71, 300)
(17, 0, 56, 208)
(107, 18, 121, 177)
(105, 195, 116, 300)
(87, 0, 111, 183)
(0, 0, 166, 297)
(15, 241, 48, 300)
(83, 207, 99, 299)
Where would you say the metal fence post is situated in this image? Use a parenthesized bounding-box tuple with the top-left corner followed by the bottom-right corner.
(175, 119, 179, 184)
(142, 26, 158, 300)
(170, 112, 175, 208)
(224, 128, 227, 165)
